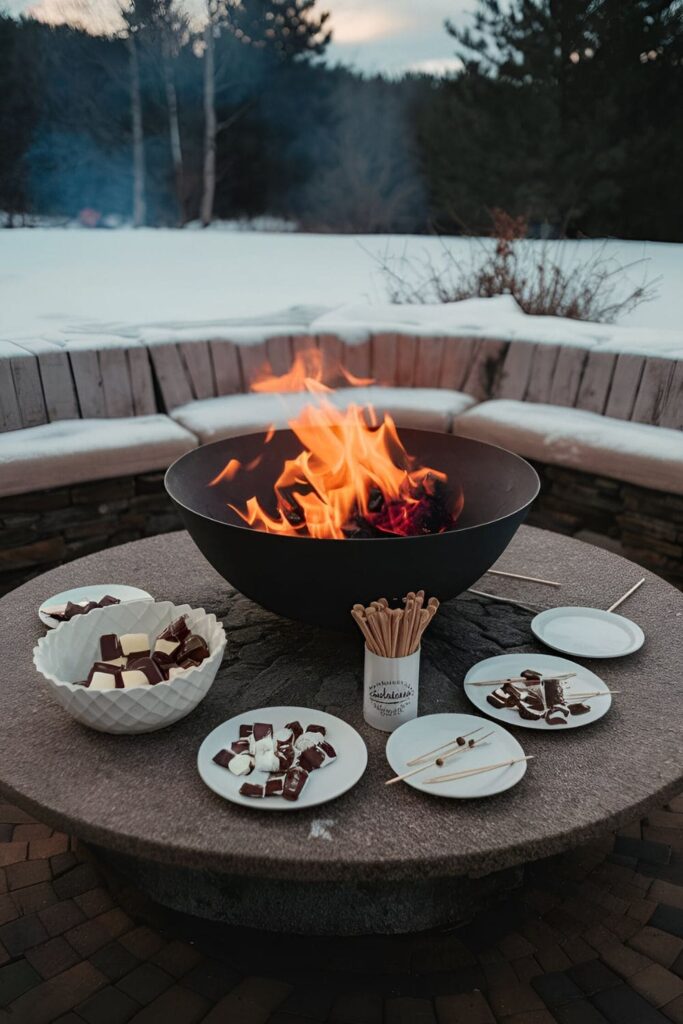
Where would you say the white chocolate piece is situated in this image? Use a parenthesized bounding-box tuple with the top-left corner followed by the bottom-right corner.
(167, 666, 185, 680)
(88, 672, 117, 691)
(120, 670, 149, 689)
(228, 753, 253, 776)
(105, 657, 127, 668)
(154, 638, 180, 657)
(120, 633, 149, 655)
(43, 604, 66, 617)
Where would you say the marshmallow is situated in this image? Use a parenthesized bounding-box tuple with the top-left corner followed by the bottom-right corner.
(228, 753, 254, 776)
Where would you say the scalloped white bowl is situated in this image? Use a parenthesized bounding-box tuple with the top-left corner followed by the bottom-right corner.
(33, 600, 226, 734)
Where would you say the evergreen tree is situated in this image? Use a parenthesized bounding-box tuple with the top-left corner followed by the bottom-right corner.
(423, 0, 683, 238)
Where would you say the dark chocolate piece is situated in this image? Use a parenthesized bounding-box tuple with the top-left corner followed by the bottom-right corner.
(569, 702, 591, 716)
(521, 668, 542, 681)
(158, 616, 190, 643)
(276, 746, 295, 771)
(285, 720, 303, 740)
(98, 595, 120, 607)
(213, 749, 234, 769)
(299, 745, 326, 772)
(126, 656, 164, 685)
(543, 678, 565, 708)
(65, 601, 87, 618)
(231, 739, 251, 754)
(307, 724, 326, 736)
(546, 704, 570, 725)
(239, 724, 254, 738)
(239, 782, 264, 798)
(151, 653, 171, 679)
(180, 634, 210, 666)
(283, 767, 308, 802)
(86, 662, 123, 688)
(253, 723, 273, 741)
(265, 775, 285, 796)
(100, 633, 122, 661)
(487, 693, 507, 709)
(319, 740, 336, 759)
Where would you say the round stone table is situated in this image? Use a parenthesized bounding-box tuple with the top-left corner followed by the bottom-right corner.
(1, 527, 681, 934)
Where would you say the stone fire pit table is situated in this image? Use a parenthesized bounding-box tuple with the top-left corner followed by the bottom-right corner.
(1, 527, 681, 934)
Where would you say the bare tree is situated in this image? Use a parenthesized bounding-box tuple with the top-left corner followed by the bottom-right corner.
(126, 29, 146, 226)
(200, 0, 219, 227)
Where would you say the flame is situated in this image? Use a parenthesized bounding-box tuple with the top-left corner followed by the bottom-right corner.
(211, 348, 463, 539)
(252, 348, 374, 394)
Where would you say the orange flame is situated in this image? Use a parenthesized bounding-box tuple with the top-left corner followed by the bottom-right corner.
(211, 348, 463, 539)
(252, 348, 374, 394)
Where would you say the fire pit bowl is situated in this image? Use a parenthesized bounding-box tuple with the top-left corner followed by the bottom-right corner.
(165, 429, 539, 629)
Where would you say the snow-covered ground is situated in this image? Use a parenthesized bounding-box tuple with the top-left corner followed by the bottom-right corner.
(2, 229, 682, 351)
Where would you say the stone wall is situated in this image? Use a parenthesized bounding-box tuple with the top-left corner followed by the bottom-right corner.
(0, 473, 182, 598)
(1, 465, 681, 597)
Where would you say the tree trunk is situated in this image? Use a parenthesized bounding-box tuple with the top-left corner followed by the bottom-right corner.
(128, 33, 146, 228)
(200, 18, 216, 228)
(162, 33, 184, 225)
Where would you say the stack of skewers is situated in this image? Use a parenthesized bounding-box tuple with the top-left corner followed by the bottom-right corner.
(351, 591, 439, 657)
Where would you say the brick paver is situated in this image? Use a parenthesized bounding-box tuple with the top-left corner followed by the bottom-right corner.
(0, 797, 681, 1021)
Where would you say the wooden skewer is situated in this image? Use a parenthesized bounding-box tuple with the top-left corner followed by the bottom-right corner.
(406, 726, 484, 766)
(466, 672, 575, 687)
(467, 588, 542, 614)
(424, 755, 534, 785)
(607, 577, 645, 613)
(487, 569, 561, 587)
(386, 731, 494, 785)
(351, 609, 379, 654)
(569, 690, 620, 698)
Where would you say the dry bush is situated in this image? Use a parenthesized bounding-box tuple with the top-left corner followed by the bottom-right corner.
(378, 210, 658, 323)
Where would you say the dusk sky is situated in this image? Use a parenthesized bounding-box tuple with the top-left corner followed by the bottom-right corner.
(6, 0, 474, 75)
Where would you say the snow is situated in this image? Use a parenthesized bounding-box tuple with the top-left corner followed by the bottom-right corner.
(0, 415, 196, 497)
(454, 400, 683, 495)
(2, 229, 683, 357)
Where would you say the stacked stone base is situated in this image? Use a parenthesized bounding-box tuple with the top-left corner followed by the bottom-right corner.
(0, 473, 182, 597)
(1, 465, 681, 597)
(527, 463, 683, 589)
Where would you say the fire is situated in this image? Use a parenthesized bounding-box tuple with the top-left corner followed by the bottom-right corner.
(251, 348, 374, 393)
(210, 348, 464, 540)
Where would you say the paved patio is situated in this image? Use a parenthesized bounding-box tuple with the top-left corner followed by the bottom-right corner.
(0, 797, 682, 1024)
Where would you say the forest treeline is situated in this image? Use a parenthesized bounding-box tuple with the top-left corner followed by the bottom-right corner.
(0, 0, 682, 240)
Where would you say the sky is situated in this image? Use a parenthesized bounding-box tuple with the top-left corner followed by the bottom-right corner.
(5, 0, 474, 76)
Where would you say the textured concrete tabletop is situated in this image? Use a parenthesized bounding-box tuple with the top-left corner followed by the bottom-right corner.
(0, 526, 681, 883)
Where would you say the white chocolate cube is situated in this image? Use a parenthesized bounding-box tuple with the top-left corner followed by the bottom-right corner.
(154, 638, 180, 657)
(120, 633, 149, 656)
(88, 672, 117, 691)
(120, 670, 149, 689)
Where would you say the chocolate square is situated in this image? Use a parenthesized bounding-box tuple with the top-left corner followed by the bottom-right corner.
(239, 724, 254, 738)
(126, 656, 164, 685)
(230, 740, 250, 755)
(307, 724, 326, 736)
(285, 720, 303, 740)
(159, 616, 190, 643)
(100, 634, 122, 662)
(265, 775, 285, 796)
(213, 749, 234, 768)
(283, 767, 308, 802)
(98, 595, 120, 607)
(180, 635, 210, 666)
(299, 745, 325, 772)
(239, 782, 264, 798)
(253, 723, 273, 741)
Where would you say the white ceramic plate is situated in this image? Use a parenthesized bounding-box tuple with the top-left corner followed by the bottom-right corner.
(531, 606, 644, 658)
(386, 713, 527, 798)
(198, 706, 368, 811)
(464, 653, 612, 731)
(39, 584, 153, 628)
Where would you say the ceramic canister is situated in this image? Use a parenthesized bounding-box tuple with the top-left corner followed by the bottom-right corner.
(363, 646, 420, 732)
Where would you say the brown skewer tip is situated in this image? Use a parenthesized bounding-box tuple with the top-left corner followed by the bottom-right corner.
(406, 726, 483, 765)
(385, 730, 494, 785)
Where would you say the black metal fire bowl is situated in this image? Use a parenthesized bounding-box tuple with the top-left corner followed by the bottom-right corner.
(165, 429, 540, 630)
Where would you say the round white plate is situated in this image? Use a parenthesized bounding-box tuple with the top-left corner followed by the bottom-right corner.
(39, 584, 153, 629)
(531, 606, 644, 658)
(464, 653, 612, 730)
(197, 706, 368, 811)
(385, 713, 527, 799)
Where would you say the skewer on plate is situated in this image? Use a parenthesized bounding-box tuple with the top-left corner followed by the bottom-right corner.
(424, 755, 534, 785)
(466, 672, 575, 687)
(385, 729, 494, 785)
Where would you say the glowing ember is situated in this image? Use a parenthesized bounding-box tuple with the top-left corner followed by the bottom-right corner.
(209, 349, 464, 540)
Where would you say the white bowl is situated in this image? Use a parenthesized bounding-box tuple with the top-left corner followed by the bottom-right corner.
(33, 600, 226, 734)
